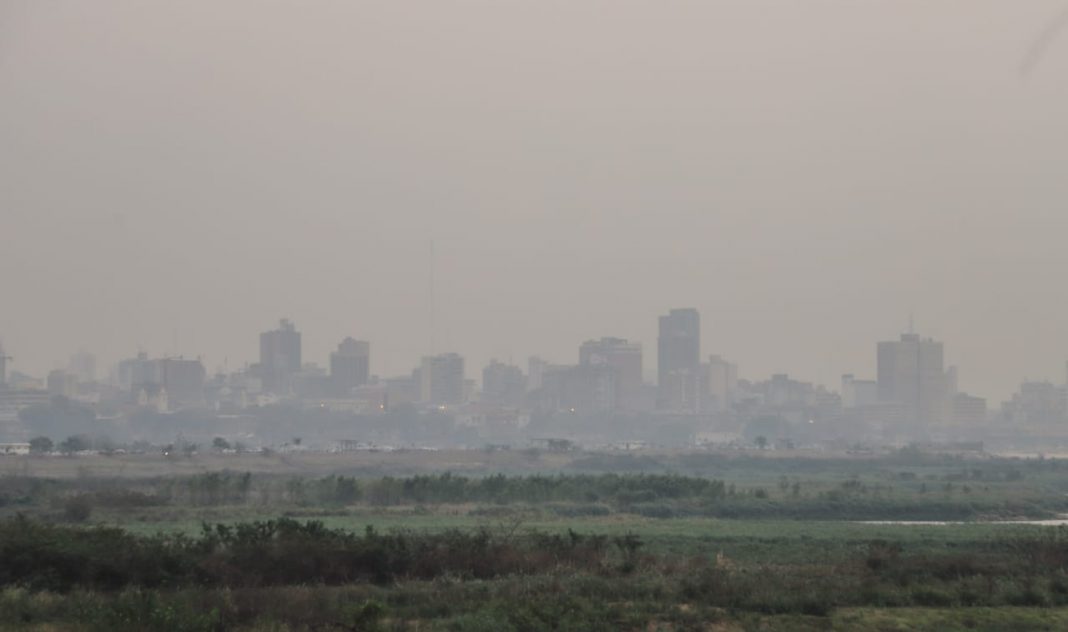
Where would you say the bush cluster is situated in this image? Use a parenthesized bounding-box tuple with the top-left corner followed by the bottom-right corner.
(0, 517, 641, 592)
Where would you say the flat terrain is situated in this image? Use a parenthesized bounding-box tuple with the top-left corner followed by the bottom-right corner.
(0, 446, 911, 479)
(5, 448, 1068, 630)
(0, 449, 578, 478)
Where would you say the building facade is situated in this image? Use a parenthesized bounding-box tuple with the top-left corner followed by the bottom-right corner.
(579, 337, 643, 411)
(420, 353, 465, 407)
(260, 319, 301, 394)
(877, 333, 947, 427)
(160, 358, 206, 406)
(0, 344, 8, 387)
(658, 308, 701, 412)
(703, 355, 738, 413)
(330, 338, 370, 396)
(482, 360, 526, 408)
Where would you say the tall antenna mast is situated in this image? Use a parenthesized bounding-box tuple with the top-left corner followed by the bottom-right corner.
(429, 240, 436, 356)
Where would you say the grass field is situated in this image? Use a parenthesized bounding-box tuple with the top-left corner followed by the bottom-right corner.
(5, 449, 1068, 630)
(0, 444, 995, 479)
(0, 449, 580, 479)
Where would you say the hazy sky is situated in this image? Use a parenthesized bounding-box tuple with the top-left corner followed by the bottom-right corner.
(2, 1, 1068, 402)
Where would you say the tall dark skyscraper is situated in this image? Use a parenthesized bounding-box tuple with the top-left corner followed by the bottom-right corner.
(658, 308, 701, 412)
(260, 319, 301, 394)
(330, 338, 370, 396)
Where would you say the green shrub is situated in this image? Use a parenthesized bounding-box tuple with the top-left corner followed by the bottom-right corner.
(63, 495, 93, 522)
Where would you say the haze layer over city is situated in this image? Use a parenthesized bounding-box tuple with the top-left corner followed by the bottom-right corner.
(4, 1, 1068, 409)
(4, 0, 1068, 450)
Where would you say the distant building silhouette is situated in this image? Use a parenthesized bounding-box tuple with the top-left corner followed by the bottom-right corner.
(420, 353, 465, 407)
(116, 352, 159, 390)
(579, 337, 643, 412)
(536, 363, 613, 414)
(1004, 381, 1066, 425)
(841, 373, 878, 409)
(330, 338, 370, 396)
(0, 344, 9, 387)
(658, 308, 700, 412)
(953, 392, 988, 426)
(260, 319, 301, 394)
(384, 373, 420, 410)
(47, 370, 77, 398)
(702, 355, 738, 413)
(68, 351, 96, 384)
(877, 333, 947, 427)
(115, 353, 205, 409)
(527, 356, 548, 392)
(160, 357, 206, 406)
(482, 360, 526, 408)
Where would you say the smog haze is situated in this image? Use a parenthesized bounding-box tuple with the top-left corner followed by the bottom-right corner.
(3, 1, 1068, 402)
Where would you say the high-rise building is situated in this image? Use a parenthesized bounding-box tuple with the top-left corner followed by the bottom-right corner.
(527, 356, 548, 392)
(420, 353, 465, 407)
(0, 344, 9, 387)
(116, 353, 205, 406)
(1005, 381, 1066, 425)
(535, 363, 614, 414)
(579, 337, 643, 411)
(658, 308, 700, 412)
(160, 357, 206, 406)
(841, 374, 879, 409)
(703, 355, 738, 412)
(876, 333, 946, 426)
(116, 352, 160, 390)
(330, 338, 370, 396)
(47, 370, 78, 398)
(953, 393, 988, 426)
(384, 373, 420, 410)
(482, 360, 526, 408)
(260, 319, 301, 394)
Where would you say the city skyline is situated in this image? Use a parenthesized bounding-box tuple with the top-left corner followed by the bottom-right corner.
(0, 309, 1054, 409)
(5, 307, 1032, 450)
(5, 3, 1068, 404)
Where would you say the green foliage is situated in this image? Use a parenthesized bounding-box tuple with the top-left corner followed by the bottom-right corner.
(0, 516, 643, 591)
(59, 434, 91, 454)
(0, 516, 195, 591)
(7, 515, 1068, 629)
(28, 436, 53, 454)
(6, 464, 1065, 522)
(63, 495, 93, 522)
(359, 472, 733, 509)
(10, 453, 1068, 629)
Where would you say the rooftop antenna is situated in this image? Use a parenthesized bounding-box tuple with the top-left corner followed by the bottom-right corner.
(908, 313, 915, 335)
